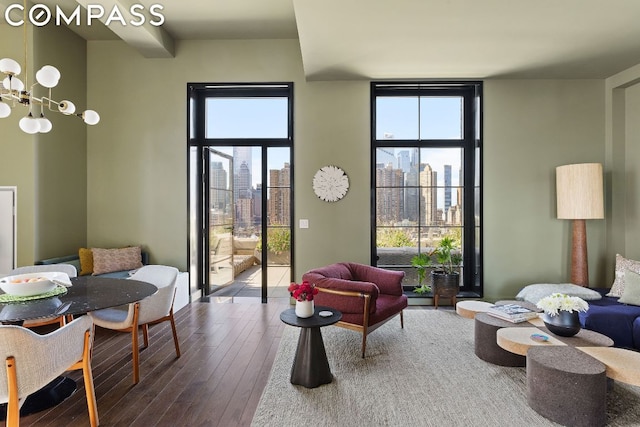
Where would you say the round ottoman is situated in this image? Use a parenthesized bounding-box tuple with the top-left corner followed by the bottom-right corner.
(456, 300, 493, 319)
(474, 312, 528, 366)
(527, 346, 607, 427)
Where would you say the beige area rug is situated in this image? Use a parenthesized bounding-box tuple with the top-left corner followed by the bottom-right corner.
(252, 309, 640, 427)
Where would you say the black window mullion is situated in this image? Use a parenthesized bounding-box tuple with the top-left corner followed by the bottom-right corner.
(372, 81, 483, 297)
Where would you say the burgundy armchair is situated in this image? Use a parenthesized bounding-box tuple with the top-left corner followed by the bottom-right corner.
(302, 262, 408, 357)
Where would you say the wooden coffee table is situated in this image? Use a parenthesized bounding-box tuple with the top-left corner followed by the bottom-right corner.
(496, 326, 613, 356)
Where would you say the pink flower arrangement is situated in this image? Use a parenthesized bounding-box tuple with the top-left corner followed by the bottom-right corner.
(288, 281, 318, 302)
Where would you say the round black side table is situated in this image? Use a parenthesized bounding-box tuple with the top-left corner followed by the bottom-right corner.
(280, 305, 342, 388)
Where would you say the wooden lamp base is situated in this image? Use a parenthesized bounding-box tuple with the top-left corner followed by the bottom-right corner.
(571, 219, 589, 287)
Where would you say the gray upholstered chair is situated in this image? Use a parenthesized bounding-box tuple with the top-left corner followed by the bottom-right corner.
(0, 315, 98, 427)
(88, 265, 181, 384)
(8, 264, 77, 328)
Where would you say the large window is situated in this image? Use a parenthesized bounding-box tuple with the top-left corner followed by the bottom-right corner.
(371, 82, 482, 296)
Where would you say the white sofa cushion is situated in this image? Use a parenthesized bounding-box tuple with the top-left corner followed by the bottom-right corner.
(516, 283, 602, 305)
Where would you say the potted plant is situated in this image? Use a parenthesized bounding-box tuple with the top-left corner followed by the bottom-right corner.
(429, 236, 462, 299)
(411, 253, 432, 295)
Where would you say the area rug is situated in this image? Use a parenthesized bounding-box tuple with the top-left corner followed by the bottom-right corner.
(252, 309, 640, 426)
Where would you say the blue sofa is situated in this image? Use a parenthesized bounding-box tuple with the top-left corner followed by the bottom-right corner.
(36, 252, 149, 279)
(579, 288, 640, 350)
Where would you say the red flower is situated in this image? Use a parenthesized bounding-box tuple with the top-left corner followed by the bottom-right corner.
(288, 281, 319, 302)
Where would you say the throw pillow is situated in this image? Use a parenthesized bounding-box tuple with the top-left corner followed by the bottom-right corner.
(607, 254, 640, 297)
(78, 247, 93, 276)
(515, 283, 602, 305)
(92, 246, 143, 275)
(618, 270, 640, 306)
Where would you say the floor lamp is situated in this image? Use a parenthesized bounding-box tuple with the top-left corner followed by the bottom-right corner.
(556, 163, 604, 287)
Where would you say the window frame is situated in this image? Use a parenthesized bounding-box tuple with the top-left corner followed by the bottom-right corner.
(370, 81, 483, 296)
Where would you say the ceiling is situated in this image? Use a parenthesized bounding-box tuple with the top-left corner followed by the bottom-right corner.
(3, 0, 640, 80)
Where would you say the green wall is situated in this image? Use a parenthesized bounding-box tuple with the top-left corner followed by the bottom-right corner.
(483, 80, 605, 299)
(33, 25, 88, 260)
(0, 24, 35, 266)
(85, 39, 613, 300)
(604, 66, 640, 281)
(0, 24, 87, 266)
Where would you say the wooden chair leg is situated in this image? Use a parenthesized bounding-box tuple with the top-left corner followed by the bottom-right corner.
(81, 331, 99, 427)
(131, 303, 140, 385)
(5, 357, 19, 427)
(400, 310, 404, 328)
(169, 311, 181, 358)
(142, 324, 149, 349)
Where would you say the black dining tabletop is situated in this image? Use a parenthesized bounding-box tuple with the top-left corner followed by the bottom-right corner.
(0, 276, 157, 324)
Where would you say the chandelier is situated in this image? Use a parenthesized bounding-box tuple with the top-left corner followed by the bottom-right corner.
(0, 2, 99, 134)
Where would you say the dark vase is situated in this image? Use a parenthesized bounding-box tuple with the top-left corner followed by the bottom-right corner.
(543, 311, 581, 337)
(431, 271, 460, 298)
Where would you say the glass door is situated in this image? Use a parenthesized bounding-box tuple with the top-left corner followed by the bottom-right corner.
(207, 148, 235, 293)
(188, 83, 294, 302)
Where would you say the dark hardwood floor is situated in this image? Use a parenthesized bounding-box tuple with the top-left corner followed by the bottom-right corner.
(20, 299, 290, 427)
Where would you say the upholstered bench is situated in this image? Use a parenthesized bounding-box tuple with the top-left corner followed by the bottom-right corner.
(527, 346, 607, 427)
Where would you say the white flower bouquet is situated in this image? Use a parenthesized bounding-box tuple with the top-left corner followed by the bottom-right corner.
(536, 293, 589, 316)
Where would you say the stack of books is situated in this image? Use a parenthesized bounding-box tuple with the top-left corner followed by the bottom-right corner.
(486, 304, 538, 323)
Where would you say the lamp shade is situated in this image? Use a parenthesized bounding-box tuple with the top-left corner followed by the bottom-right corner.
(556, 163, 604, 220)
(0, 58, 21, 75)
(0, 101, 10, 118)
(35, 65, 60, 88)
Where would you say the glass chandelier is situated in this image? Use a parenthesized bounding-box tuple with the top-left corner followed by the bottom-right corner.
(0, 1, 99, 134)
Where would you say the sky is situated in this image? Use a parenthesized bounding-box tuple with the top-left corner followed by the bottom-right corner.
(205, 96, 464, 188)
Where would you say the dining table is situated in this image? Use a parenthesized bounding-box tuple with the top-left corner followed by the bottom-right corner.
(0, 275, 158, 418)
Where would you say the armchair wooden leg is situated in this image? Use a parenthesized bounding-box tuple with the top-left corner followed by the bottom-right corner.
(400, 310, 404, 328)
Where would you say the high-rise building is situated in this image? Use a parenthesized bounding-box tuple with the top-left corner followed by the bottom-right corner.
(233, 147, 252, 201)
(404, 167, 419, 222)
(268, 163, 290, 226)
(209, 161, 227, 210)
(444, 164, 452, 213)
(397, 150, 411, 173)
(419, 164, 438, 225)
(376, 163, 404, 224)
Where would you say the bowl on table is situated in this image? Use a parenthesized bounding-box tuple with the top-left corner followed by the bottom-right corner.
(0, 272, 64, 297)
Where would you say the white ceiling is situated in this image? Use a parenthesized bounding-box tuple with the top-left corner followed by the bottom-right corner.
(3, 0, 640, 80)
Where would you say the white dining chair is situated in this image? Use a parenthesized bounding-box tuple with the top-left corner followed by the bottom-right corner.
(8, 264, 77, 328)
(88, 265, 181, 384)
(0, 315, 98, 427)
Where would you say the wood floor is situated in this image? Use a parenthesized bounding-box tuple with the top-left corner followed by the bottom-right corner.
(19, 299, 290, 427)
